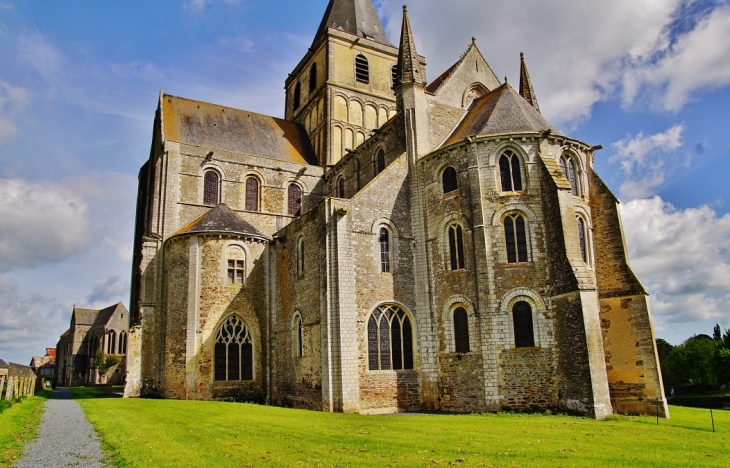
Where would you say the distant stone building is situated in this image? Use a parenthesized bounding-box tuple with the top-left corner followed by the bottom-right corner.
(126, 0, 667, 418)
(56, 303, 129, 387)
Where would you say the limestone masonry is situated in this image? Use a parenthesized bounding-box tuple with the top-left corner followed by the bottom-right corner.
(125, 0, 668, 419)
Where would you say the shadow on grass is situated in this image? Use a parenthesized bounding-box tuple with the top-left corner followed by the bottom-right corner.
(69, 386, 125, 400)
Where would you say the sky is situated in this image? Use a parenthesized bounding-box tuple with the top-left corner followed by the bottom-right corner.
(1, 0, 730, 364)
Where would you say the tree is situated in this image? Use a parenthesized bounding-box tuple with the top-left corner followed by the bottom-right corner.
(93, 350, 120, 379)
(663, 335, 719, 386)
(713, 323, 722, 341)
(655, 338, 674, 385)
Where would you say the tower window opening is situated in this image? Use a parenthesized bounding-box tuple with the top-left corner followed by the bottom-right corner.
(355, 54, 370, 84)
(309, 63, 317, 92)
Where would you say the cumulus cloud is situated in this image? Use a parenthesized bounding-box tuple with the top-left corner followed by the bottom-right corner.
(0, 178, 91, 270)
(82, 275, 129, 308)
(0, 81, 31, 144)
(621, 196, 730, 327)
(377, 0, 728, 124)
(0, 275, 69, 364)
(610, 124, 685, 199)
(183, 0, 242, 13)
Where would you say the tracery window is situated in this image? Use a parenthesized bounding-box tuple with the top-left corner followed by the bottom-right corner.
(288, 184, 302, 216)
(293, 82, 301, 110)
(355, 54, 369, 84)
(448, 224, 465, 271)
(367, 304, 413, 371)
(203, 170, 220, 205)
(504, 213, 528, 263)
(379, 227, 390, 273)
(577, 217, 587, 262)
(442, 166, 458, 194)
(453, 307, 470, 353)
(214, 315, 253, 381)
(560, 156, 579, 196)
(245, 177, 259, 212)
(309, 63, 317, 92)
(499, 150, 523, 192)
(512, 301, 535, 348)
(375, 150, 385, 175)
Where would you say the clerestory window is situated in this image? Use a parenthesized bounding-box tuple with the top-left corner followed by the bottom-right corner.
(203, 170, 220, 205)
(379, 227, 390, 273)
(499, 150, 523, 192)
(288, 184, 302, 216)
(448, 224, 465, 271)
(560, 155, 579, 196)
(504, 213, 528, 263)
(245, 177, 259, 212)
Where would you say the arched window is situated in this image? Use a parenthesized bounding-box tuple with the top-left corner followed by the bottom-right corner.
(379, 227, 390, 273)
(499, 150, 523, 192)
(453, 307, 470, 353)
(577, 217, 587, 262)
(294, 315, 303, 357)
(560, 156, 579, 196)
(107, 330, 116, 354)
(337, 177, 345, 198)
(442, 167, 458, 194)
(309, 63, 317, 92)
(245, 177, 259, 212)
(214, 315, 253, 381)
(293, 82, 301, 110)
(513, 301, 535, 348)
(448, 224, 465, 271)
(355, 54, 369, 84)
(375, 150, 385, 175)
(227, 246, 246, 284)
(288, 184, 302, 216)
(118, 332, 127, 354)
(298, 238, 305, 274)
(504, 213, 528, 263)
(203, 170, 220, 205)
(367, 304, 413, 371)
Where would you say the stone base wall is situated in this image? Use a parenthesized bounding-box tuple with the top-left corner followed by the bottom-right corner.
(499, 347, 558, 411)
(437, 353, 486, 412)
(359, 371, 421, 414)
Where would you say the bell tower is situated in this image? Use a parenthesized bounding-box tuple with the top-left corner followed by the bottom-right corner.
(285, 0, 404, 166)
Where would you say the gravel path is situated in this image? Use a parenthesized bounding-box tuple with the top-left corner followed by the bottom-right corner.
(16, 387, 107, 468)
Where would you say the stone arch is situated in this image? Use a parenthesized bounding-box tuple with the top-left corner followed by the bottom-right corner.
(364, 302, 417, 370)
(348, 99, 363, 127)
(497, 288, 549, 349)
(441, 295, 477, 354)
(490, 143, 529, 192)
(333, 94, 348, 122)
(462, 82, 489, 108)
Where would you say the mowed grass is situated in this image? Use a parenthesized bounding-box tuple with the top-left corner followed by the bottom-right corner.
(0, 390, 50, 467)
(75, 397, 730, 468)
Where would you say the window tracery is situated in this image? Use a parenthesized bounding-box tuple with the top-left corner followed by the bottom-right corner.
(214, 315, 253, 381)
(367, 304, 413, 371)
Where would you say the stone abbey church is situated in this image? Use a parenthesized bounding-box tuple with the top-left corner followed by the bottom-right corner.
(125, 0, 667, 418)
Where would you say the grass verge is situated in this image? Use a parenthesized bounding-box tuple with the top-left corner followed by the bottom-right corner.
(0, 390, 50, 467)
(75, 397, 730, 468)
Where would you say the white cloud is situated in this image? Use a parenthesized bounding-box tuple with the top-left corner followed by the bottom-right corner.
(82, 275, 129, 308)
(183, 0, 242, 13)
(16, 32, 63, 78)
(0, 81, 31, 144)
(610, 124, 684, 199)
(0, 178, 91, 270)
(621, 196, 730, 327)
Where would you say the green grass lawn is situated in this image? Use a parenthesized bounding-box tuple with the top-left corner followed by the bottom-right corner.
(0, 390, 50, 467)
(74, 396, 730, 468)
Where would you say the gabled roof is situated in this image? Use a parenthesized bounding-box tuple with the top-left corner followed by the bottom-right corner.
(313, 0, 391, 46)
(0, 359, 8, 369)
(426, 40, 500, 94)
(160, 94, 318, 166)
(442, 83, 559, 147)
(89, 303, 128, 332)
(72, 307, 99, 326)
(173, 204, 269, 241)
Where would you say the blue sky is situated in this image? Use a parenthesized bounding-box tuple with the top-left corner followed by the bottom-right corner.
(1, 0, 730, 364)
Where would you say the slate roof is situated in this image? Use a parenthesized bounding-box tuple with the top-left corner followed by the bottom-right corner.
(173, 204, 269, 241)
(442, 83, 559, 147)
(72, 307, 99, 326)
(313, 0, 391, 46)
(89, 303, 127, 332)
(161, 94, 318, 166)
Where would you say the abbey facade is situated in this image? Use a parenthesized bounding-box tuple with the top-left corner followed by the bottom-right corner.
(125, 0, 667, 419)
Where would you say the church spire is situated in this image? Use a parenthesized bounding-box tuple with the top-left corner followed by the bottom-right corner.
(312, 0, 391, 47)
(519, 52, 540, 113)
(396, 5, 425, 86)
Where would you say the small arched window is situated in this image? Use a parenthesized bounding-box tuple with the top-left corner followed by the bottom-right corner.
(294, 315, 303, 357)
(118, 331, 127, 354)
(577, 217, 587, 262)
(107, 330, 116, 354)
(288, 184, 302, 216)
(203, 170, 220, 205)
(337, 177, 345, 198)
(375, 150, 385, 175)
(227, 246, 246, 284)
(245, 177, 259, 212)
(214, 315, 253, 381)
(309, 63, 317, 92)
(448, 224, 465, 271)
(560, 155, 579, 196)
(442, 167, 458, 194)
(293, 82, 301, 110)
(513, 301, 535, 348)
(453, 307, 469, 353)
(298, 238, 305, 274)
(499, 150, 523, 192)
(379, 227, 390, 273)
(367, 304, 413, 371)
(504, 213, 528, 263)
(355, 54, 369, 84)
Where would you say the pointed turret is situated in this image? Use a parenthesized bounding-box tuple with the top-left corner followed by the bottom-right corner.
(395, 5, 426, 86)
(312, 0, 391, 47)
(519, 52, 540, 113)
